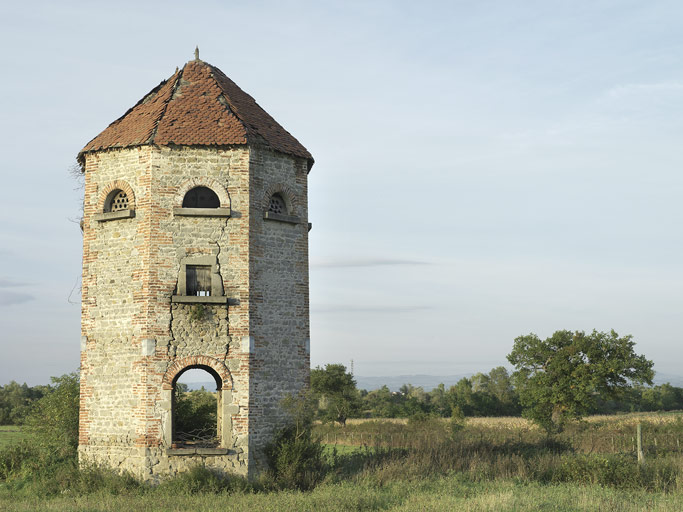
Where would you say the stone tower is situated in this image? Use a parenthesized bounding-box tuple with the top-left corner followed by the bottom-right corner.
(77, 54, 313, 480)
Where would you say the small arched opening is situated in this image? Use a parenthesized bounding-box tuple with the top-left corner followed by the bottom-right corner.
(268, 193, 287, 214)
(104, 189, 130, 212)
(172, 366, 222, 448)
(182, 186, 220, 208)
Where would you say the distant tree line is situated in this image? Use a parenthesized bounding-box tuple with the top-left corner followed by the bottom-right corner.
(0, 381, 50, 425)
(311, 363, 683, 425)
(359, 366, 521, 419)
(2, 361, 682, 427)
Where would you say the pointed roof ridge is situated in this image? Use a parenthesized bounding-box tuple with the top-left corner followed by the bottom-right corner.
(79, 59, 313, 166)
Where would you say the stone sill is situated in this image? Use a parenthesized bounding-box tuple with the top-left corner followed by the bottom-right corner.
(167, 447, 230, 456)
(263, 211, 300, 224)
(171, 295, 229, 304)
(173, 207, 231, 218)
(94, 210, 135, 222)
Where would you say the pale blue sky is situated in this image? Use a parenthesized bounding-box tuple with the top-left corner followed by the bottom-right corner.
(1, 1, 682, 384)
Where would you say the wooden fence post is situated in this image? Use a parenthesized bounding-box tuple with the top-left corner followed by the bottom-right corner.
(637, 423, 644, 464)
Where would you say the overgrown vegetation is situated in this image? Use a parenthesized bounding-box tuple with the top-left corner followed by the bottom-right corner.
(0, 375, 681, 510)
(173, 385, 217, 444)
(0, 372, 80, 482)
(264, 392, 326, 490)
(0, 334, 681, 511)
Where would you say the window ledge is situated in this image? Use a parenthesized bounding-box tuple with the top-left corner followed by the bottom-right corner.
(263, 211, 300, 224)
(173, 207, 231, 218)
(167, 447, 230, 456)
(171, 296, 229, 304)
(94, 210, 135, 222)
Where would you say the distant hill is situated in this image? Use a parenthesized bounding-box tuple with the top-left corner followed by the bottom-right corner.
(354, 374, 472, 392)
(653, 373, 683, 387)
(355, 372, 683, 392)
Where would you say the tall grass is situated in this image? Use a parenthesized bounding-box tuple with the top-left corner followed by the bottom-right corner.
(314, 412, 683, 456)
(0, 412, 681, 511)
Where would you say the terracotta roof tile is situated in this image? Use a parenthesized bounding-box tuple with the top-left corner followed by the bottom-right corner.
(79, 60, 312, 164)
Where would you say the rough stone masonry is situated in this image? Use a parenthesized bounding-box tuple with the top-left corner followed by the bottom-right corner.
(77, 55, 313, 481)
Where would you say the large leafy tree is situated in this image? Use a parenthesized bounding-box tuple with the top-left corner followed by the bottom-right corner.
(310, 364, 361, 426)
(507, 330, 654, 433)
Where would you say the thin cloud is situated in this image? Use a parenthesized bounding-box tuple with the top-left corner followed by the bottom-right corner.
(313, 304, 434, 314)
(313, 259, 430, 269)
(0, 291, 34, 306)
(605, 81, 683, 100)
(0, 278, 29, 288)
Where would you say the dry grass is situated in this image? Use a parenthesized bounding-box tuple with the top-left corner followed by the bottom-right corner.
(314, 412, 683, 458)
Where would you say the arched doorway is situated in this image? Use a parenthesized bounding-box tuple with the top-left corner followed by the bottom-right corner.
(172, 366, 222, 448)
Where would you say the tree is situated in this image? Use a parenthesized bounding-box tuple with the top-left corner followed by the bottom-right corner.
(363, 385, 400, 418)
(0, 381, 47, 425)
(427, 383, 451, 417)
(507, 330, 654, 433)
(310, 364, 361, 426)
(25, 372, 80, 456)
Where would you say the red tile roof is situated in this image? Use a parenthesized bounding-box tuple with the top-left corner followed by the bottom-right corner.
(79, 59, 313, 165)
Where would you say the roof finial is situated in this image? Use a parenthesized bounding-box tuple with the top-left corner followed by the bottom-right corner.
(194, 46, 200, 61)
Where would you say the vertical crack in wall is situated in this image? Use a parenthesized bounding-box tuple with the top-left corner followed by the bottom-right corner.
(167, 277, 179, 357)
(210, 216, 230, 276)
(209, 216, 231, 361)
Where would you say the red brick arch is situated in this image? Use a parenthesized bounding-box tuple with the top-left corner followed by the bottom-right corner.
(98, 180, 136, 211)
(175, 177, 231, 208)
(161, 356, 232, 390)
(263, 183, 298, 216)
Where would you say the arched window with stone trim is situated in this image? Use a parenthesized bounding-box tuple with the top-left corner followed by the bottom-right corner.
(94, 181, 136, 222)
(263, 188, 300, 224)
(182, 186, 220, 208)
(172, 367, 222, 449)
(173, 181, 230, 218)
(161, 356, 236, 453)
(268, 193, 286, 215)
(104, 189, 130, 212)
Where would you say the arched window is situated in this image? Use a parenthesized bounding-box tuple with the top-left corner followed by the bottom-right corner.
(173, 367, 221, 448)
(104, 189, 129, 212)
(263, 190, 300, 225)
(268, 193, 286, 215)
(182, 187, 220, 208)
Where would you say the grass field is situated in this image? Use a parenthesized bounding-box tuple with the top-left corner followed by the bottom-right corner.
(1, 414, 682, 511)
(316, 412, 683, 455)
(0, 427, 25, 450)
(1, 475, 683, 511)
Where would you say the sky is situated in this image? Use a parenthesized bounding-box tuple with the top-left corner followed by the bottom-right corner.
(1, 1, 682, 385)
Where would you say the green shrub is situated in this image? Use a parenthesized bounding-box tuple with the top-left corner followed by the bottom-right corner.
(407, 411, 430, 426)
(264, 424, 326, 490)
(0, 441, 38, 480)
(25, 372, 79, 457)
(449, 406, 466, 437)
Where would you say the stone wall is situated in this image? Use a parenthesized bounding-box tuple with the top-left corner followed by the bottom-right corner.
(80, 144, 309, 480)
(248, 147, 310, 469)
